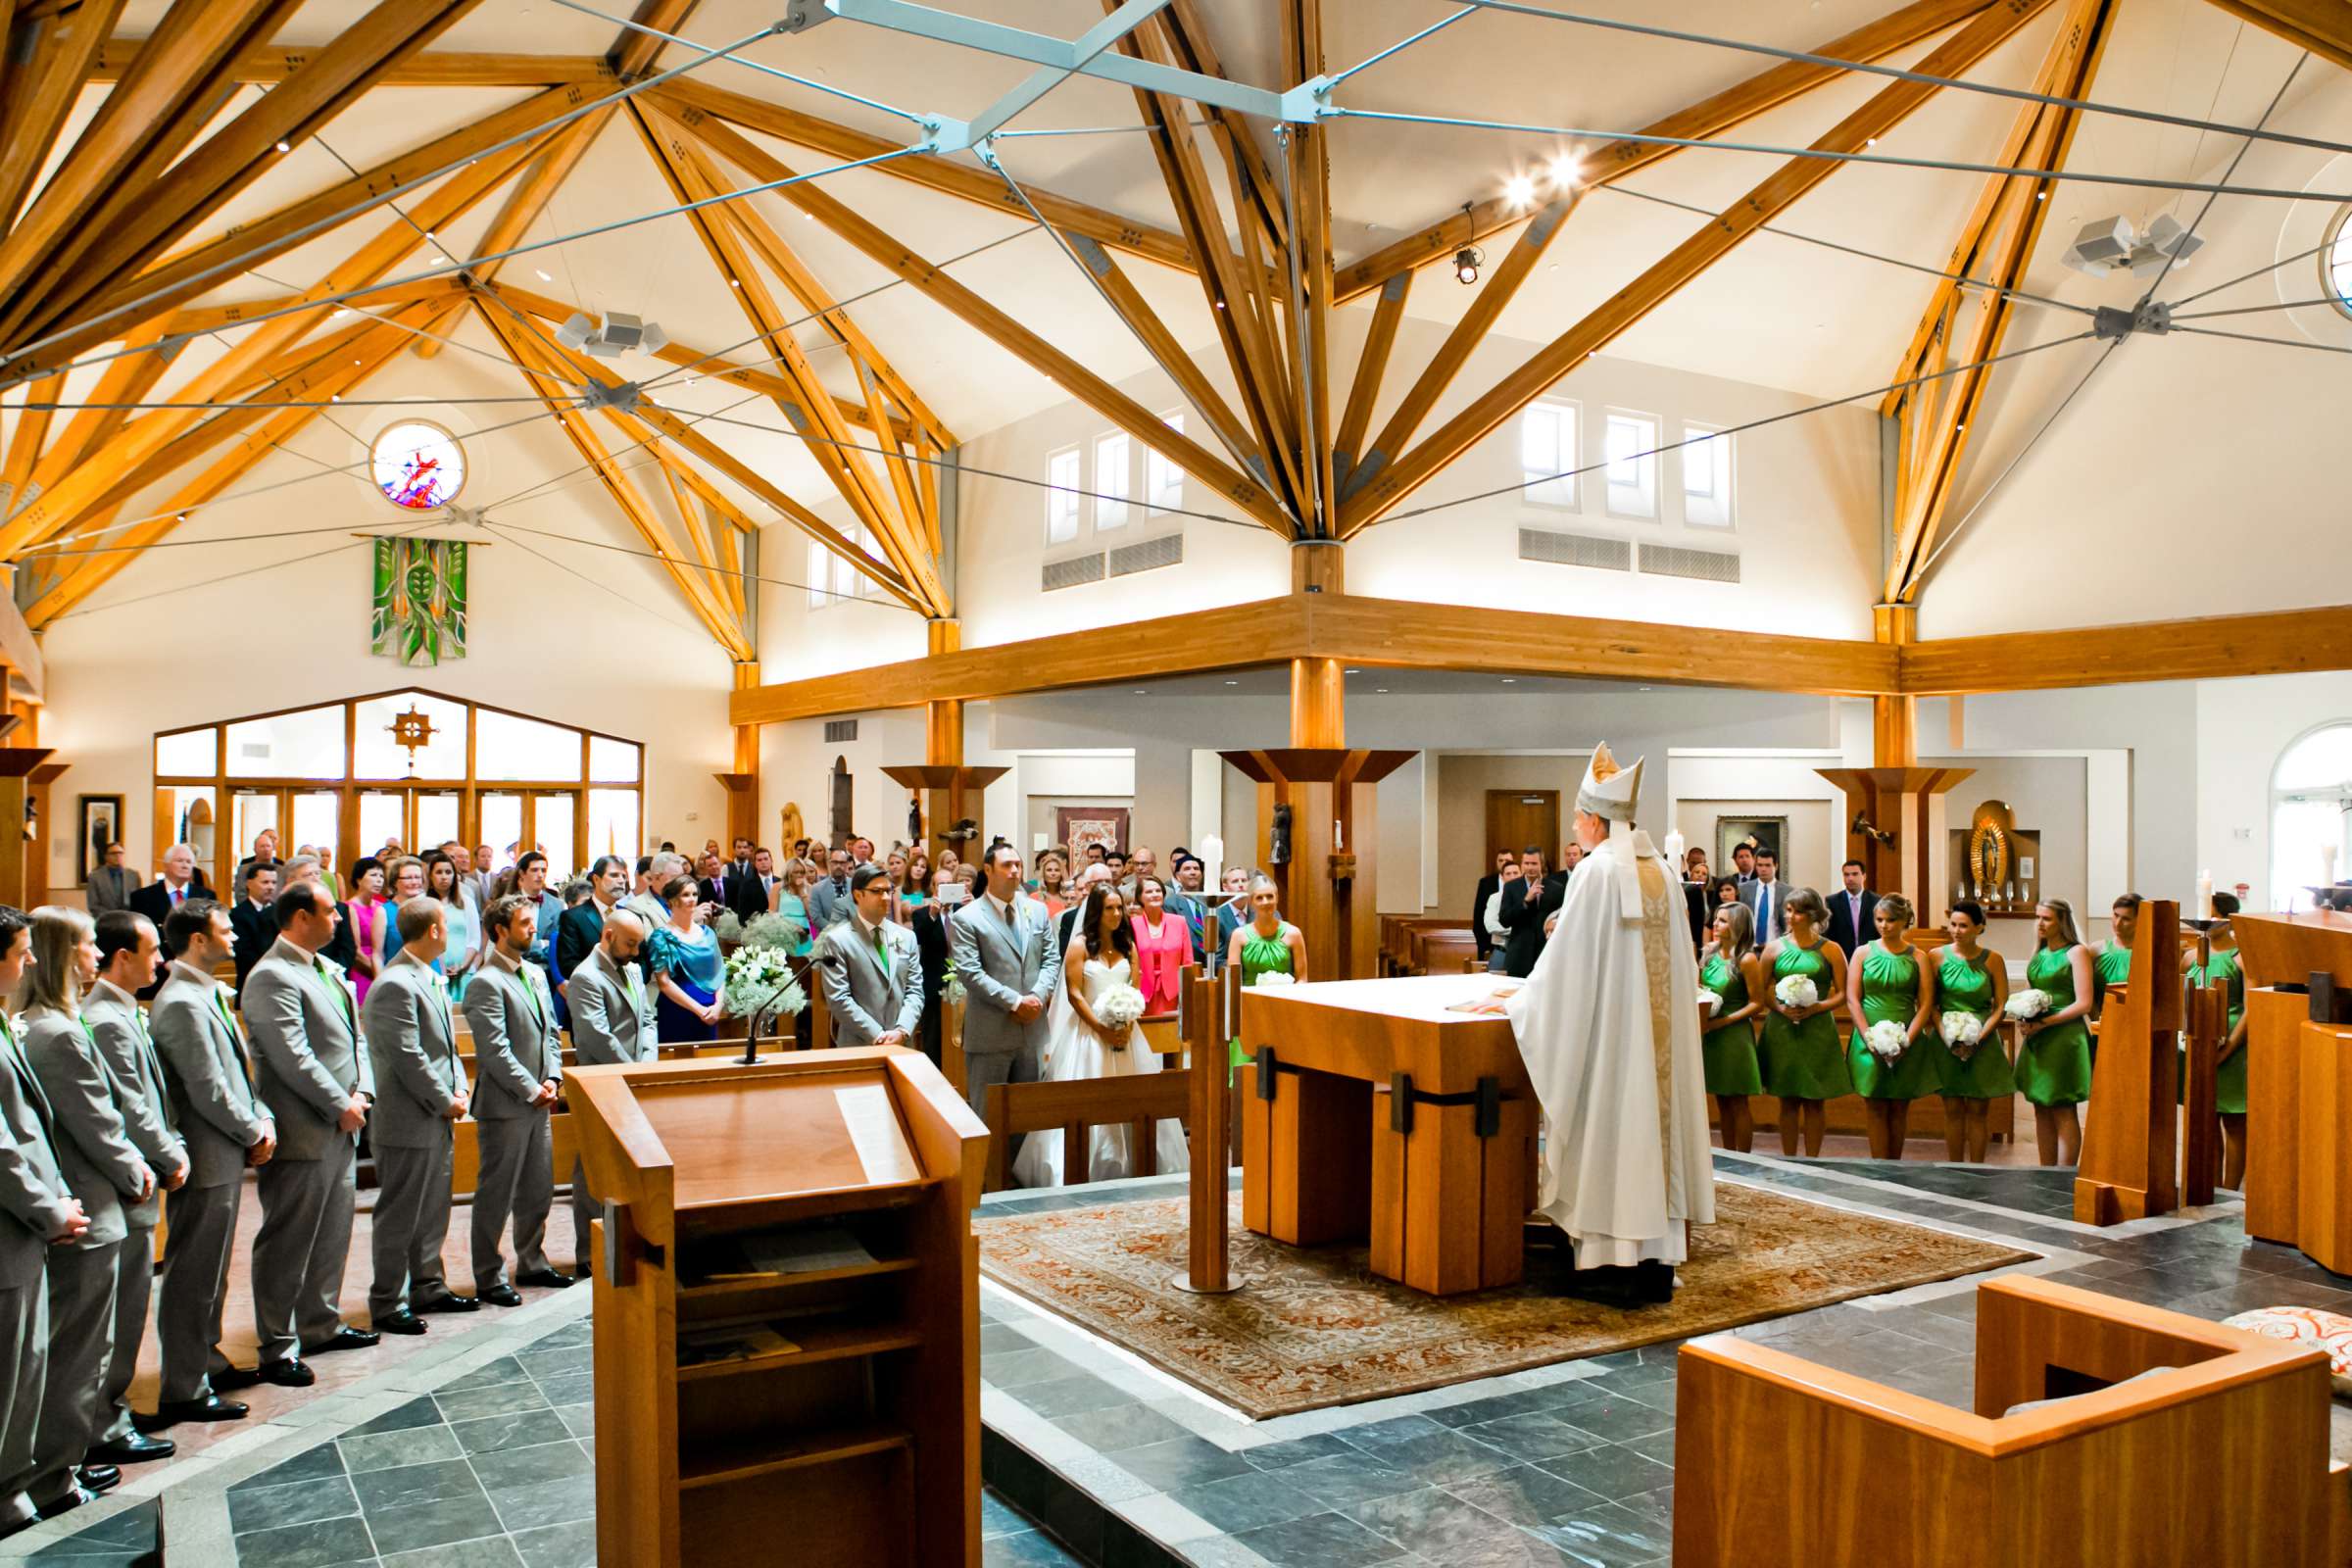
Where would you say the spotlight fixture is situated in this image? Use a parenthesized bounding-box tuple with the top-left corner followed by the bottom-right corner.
(555, 310, 671, 358)
(2062, 213, 2201, 277)
(1452, 202, 1484, 286)
(1548, 150, 1583, 187)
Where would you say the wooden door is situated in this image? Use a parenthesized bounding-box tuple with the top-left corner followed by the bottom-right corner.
(1486, 790, 1560, 865)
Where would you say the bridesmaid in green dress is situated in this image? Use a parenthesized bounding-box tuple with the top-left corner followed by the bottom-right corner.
(2016, 899, 2095, 1166)
(2092, 893, 2140, 1019)
(1935, 900, 2012, 1163)
(1224, 875, 1306, 1073)
(1699, 904, 1765, 1152)
(2183, 893, 2250, 1190)
(1843, 893, 1938, 1160)
(1759, 888, 1850, 1156)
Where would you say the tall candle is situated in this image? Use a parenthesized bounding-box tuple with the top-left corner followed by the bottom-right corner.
(2325, 843, 2340, 883)
(1201, 834, 1223, 899)
(1663, 829, 1686, 874)
(2196, 869, 2213, 919)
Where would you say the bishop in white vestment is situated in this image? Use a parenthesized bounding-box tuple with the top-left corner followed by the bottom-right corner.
(1499, 744, 1714, 1288)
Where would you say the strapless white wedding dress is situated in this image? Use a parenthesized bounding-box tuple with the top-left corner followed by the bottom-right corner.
(1010, 956, 1190, 1187)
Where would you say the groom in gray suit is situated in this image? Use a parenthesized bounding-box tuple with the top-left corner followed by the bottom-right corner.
(462, 896, 568, 1300)
(815, 865, 922, 1049)
(362, 900, 473, 1334)
(947, 844, 1063, 1120)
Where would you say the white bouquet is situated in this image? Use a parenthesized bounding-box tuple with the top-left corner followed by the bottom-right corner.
(1696, 990, 1720, 1014)
(712, 909, 745, 944)
(721, 945, 805, 1028)
(740, 910, 808, 953)
(1093, 983, 1148, 1052)
(1250, 970, 1296, 989)
(1939, 1010, 1984, 1061)
(1774, 974, 1818, 1010)
(1863, 1019, 1909, 1063)
(2004, 989, 2049, 1022)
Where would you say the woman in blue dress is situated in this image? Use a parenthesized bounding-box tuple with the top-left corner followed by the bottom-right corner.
(649, 874, 724, 1045)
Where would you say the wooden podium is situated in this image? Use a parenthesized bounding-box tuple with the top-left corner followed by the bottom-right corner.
(2073, 900, 2182, 1225)
(2235, 911, 2352, 1262)
(567, 1049, 988, 1568)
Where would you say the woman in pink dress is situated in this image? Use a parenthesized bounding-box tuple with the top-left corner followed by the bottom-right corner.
(1129, 874, 1190, 1015)
(343, 857, 388, 1005)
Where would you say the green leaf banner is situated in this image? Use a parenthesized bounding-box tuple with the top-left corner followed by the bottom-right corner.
(370, 537, 467, 667)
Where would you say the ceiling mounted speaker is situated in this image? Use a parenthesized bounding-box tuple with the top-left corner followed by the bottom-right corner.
(554, 311, 595, 350)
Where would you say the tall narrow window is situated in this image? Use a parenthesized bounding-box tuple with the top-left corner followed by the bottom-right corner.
(807, 539, 828, 608)
(1605, 411, 1658, 519)
(1045, 447, 1081, 544)
(1095, 432, 1131, 529)
(1147, 413, 1184, 514)
(1519, 400, 1578, 507)
(1682, 422, 1734, 527)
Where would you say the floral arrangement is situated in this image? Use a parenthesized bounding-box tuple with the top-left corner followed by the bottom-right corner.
(712, 910, 745, 944)
(1774, 974, 1819, 1010)
(720, 945, 804, 1046)
(1094, 982, 1148, 1052)
(1863, 1019, 1909, 1063)
(1250, 970, 1296, 988)
(1696, 990, 1720, 1013)
(943, 956, 966, 1008)
(1939, 1010, 1985, 1061)
(2003, 988, 2049, 1022)
(740, 910, 808, 953)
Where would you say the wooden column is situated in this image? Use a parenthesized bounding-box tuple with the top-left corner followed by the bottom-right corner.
(0, 748, 56, 908)
(714, 661, 761, 847)
(1821, 665, 1967, 922)
(888, 621, 1003, 864)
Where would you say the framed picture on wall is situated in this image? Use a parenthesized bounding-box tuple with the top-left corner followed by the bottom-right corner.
(1054, 806, 1131, 863)
(77, 793, 123, 887)
(1716, 814, 1788, 874)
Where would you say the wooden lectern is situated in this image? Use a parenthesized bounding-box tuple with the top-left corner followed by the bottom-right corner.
(2074, 900, 2182, 1225)
(2235, 911, 2352, 1264)
(567, 1049, 988, 1568)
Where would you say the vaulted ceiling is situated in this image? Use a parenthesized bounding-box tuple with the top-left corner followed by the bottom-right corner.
(0, 0, 2341, 652)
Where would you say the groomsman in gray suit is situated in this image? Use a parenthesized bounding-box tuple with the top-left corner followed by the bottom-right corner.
(947, 844, 1063, 1121)
(363, 900, 473, 1334)
(244, 882, 378, 1373)
(565, 909, 654, 1269)
(144, 903, 273, 1428)
(814, 865, 922, 1049)
(0, 907, 88, 1538)
(82, 913, 187, 1466)
(15, 907, 153, 1519)
(462, 896, 571, 1301)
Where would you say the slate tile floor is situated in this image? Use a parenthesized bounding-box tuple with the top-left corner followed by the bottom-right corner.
(26, 1152, 2348, 1567)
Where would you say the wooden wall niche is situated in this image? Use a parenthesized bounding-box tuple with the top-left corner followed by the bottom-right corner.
(1950, 799, 2042, 917)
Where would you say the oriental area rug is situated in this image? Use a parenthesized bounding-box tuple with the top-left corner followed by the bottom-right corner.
(974, 1182, 2032, 1419)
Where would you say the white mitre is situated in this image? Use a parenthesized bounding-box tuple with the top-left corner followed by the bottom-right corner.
(1577, 742, 1661, 918)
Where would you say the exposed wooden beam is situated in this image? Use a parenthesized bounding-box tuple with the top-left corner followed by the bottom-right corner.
(14, 318, 180, 513)
(1339, 0, 2057, 534)
(2199, 0, 2352, 74)
(0, 375, 62, 516)
(1280, 0, 1335, 533)
(0, 0, 129, 232)
(412, 104, 615, 360)
(662, 97, 1295, 535)
(0, 129, 547, 555)
(657, 76, 1195, 271)
(1885, 0, 2117, 603)
(24, 313, 425, 626)
(1155, 0, 1287, 259)
(1331, 0, 2003, 303)
(612, 0, 699, 79)
(1333, 270, 1408, 485)
(91, 41, 617, 87)
(1900, 606, 2352, 693)
(6, 0, 487, 350)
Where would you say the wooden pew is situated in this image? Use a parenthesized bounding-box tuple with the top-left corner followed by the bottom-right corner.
(1383, 917, 1469, 975)
(982, 1067, 1191, 1193)
(1676, 1275, 2343, 1567)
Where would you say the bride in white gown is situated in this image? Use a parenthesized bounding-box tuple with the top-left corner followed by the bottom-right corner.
(1011, 885, 1191, 1187)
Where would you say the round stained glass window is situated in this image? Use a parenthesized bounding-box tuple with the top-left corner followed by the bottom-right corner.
(2327, 203, 2352, 322)
(370, 419, 466, 511)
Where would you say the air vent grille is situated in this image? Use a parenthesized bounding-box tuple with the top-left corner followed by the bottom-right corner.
(822, 719, 858, 744)
(1639, 543, 1741, 583)
(1042, 554, 1105, 591)
(1107, 532, 1183, 576)
(1518, 528, 1631, 571)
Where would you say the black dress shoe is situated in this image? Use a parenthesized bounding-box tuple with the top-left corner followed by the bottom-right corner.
(210, 1364, 264, 1392)
(86, 1433, 174, 1464)
(514, 1268, 575, 1290)
(415, 1293, 480, 1315)
(478, 1284, 524, 1308)
(74, 1464, 121, 1494)
(35, 1487, 92, 1520)
(373, 1310, 428, 1336)
(256, 1359, 316, 1389)
(301, 1327, 381, 1355)
(138, 1396, 249, 1429)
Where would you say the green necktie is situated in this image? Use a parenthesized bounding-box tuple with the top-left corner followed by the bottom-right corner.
(212, 989, 242, 1050)
(872, 925, 891, 980)
(520, 966, 548, 1032)
(312, 956, 355, 1031)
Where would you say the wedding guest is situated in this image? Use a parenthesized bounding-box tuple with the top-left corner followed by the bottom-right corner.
(722, 839, 764, 924)
(908, 867, 953, 1066)
(281, 856, 356, 973)
(1935, 901, 2013, 1163)
(816, 865, 920, 1050)
(2016, 899, 2095, 1167)
(554, 858, 627, 1002)
(1739, 848, 1789, 944)
(85, 846, 138, 917)
(903, 852, 932, 910)
(1759, 887, 1850, 1156)
(1698, 904, 1764, 1152)
(1680, 848, 1712, 948)
(1212, 865, 1251, 966)
(808, 848, 854, 930)
(343, 859, 388, 1005)
(649, 878, 723, 1046)
(1470, 849, 1511, 968)
(128, 847, 210, 963)
(1713, 878, 1740, 909)
(377, 858, 427, 965)
(693, 853, 725, 910)
(1103, 848, 1128, 887)
(883, 850, 911, 920)
(1033, 852, 1069, 916)
(229, 861, 279, 997)
(2187, 892, 2249, 1189)
(1226, 876, 1305, 1074)
(1822, 860, 1880, 958)
(468, 846, 496, 908)
(1165, 856, 1208, 962)
(426, 854, 481, 995)
(1498, 846, 1566, 978)
(231, 830, 281, 894)
(1482, 858, 1521, 974)
(1845, 893, 1937, 1160)
(511, 853, 564, 954)
(1130, 875, 1189, 1014)
(1730, 842, 1757, 888)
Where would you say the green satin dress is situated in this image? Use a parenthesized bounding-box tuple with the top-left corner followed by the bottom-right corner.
(1935, 949, 2016, 1100)
(1759, 940, 1851, 1101)
(2017, 946, 2093, 1107)
(1229, 922, 1298, 1072)
(2092, 944, 2131, 1010)
(1700, 951, 1762, 1096)
(2177, 947, 2248, 1114)
(1848, 942, 1938, 1101)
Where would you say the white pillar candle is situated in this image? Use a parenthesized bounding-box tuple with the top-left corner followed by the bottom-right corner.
(1663, 829, 1687, 874)
(1201, 833, 1223, 898)
(2196, 869, 2213, 919)
(2324, 843, 2340, 883)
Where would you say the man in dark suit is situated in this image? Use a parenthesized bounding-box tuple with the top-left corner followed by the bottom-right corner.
(692, 852, 726, 910)
(228, 862, 279, 997)
(1739, 849, 1790, 945)
(722, 839, 766, 923)
(1469, 849, 1513, 967)
(1498, 847, 1569, 979)
(128, 845, 211, 931)
(1822, 859, 1880, 957)
(555, 857, 629, 1002)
